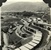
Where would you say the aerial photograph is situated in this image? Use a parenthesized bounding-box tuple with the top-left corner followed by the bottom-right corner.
(1, 0, 51, 50)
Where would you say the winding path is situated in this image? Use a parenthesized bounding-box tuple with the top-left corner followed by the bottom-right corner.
(15, 25, 42, 50)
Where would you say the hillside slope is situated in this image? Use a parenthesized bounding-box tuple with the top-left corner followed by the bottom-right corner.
(1, 2, 48, 12)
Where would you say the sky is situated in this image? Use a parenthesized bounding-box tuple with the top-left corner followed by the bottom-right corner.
(2, 0, 43, 6)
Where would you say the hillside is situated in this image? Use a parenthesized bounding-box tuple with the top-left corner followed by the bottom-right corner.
(1, 2, 48, 12)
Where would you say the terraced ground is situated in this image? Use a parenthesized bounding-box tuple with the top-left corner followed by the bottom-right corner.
(1, 17, 51, 50)
(14, 24, 42, 50)
(30, 25, 51, 50)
